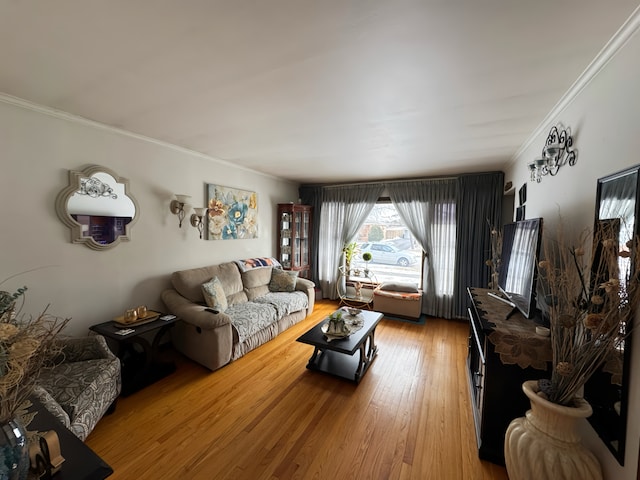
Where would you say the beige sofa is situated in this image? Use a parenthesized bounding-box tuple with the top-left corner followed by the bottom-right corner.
(161, 261, 315, 371)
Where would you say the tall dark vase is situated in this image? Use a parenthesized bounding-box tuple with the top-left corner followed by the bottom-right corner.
(0, 416, 29, 480)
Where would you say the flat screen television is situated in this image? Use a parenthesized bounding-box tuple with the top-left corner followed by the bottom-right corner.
(498, 218, 543, 319)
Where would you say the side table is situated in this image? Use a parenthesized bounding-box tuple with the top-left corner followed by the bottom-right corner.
(337, 266, 378, 309)
(90, 315, 178, 396)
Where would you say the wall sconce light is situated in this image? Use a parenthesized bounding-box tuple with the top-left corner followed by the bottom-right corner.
(190, 208, 208, 239)
(169, 194, 191, 227)
(528, 125, 577, 183)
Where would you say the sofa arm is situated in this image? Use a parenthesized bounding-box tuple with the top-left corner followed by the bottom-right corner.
(32, 385, 71, 429)
(162, 289, 232, 330)
(295, 277, 315, 315)
(295, 277, 315, 291)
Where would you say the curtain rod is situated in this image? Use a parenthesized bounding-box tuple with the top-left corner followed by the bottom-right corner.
(301, 171, 503, 188)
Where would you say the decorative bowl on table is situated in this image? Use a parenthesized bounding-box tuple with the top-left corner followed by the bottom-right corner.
(322, 311, 352, 340)
(346, 307, 362, 316)
(113, 310, 160, 327)
(321, 322, 351, 339)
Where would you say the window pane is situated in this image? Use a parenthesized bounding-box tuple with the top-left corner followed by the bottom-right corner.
(351, 203, 422, 288)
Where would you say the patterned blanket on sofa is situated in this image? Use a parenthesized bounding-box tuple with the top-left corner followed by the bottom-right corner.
(253, 291, 308, 318)
(226, 291, 309, 343)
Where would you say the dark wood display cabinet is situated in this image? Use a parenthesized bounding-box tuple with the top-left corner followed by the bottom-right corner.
(277, 203, 312, 279)
(466, 287, 551, 465)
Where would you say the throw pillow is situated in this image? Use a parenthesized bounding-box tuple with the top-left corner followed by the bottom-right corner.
(379, 281, 420, 293)
(269, 268, 298, 292)
(201, 277, 228, 312)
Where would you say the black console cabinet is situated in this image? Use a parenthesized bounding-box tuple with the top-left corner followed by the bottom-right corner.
(466, 288, 550, 465)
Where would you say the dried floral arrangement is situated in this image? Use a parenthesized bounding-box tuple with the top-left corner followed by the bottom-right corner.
(0, 283, 68, 423)
(485, 221, 502, 290)
(537, 221, 640, 406)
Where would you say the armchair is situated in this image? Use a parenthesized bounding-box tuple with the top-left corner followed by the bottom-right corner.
(33, 335, 121, 441)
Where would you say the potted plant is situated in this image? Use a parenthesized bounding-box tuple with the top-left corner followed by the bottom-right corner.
(342, 241, 359, 272)
(362, 252, 372, 275)
(504, 223, 640, 480)
(0, 283, 68, 480)
(327, 310, 348, 335)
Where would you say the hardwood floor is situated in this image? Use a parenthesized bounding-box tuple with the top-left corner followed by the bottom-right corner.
(85, 300, 508, 480)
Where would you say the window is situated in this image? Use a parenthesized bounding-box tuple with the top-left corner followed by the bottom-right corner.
(351, 203, 422, 287)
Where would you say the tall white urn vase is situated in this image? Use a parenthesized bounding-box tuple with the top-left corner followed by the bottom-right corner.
(504, 380, 602, 480)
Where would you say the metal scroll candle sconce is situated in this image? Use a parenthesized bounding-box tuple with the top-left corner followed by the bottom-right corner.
(77, 177, 118, 199)
(528, 125, 577, 183)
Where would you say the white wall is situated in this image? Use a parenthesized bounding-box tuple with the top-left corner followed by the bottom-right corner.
(505, 19, 640, 479)
(0, 99, 299, 336)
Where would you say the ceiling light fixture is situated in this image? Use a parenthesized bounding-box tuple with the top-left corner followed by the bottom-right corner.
(528, 125, 577, 183)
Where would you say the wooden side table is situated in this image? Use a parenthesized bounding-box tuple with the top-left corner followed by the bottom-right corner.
(90, 315, 178, 396)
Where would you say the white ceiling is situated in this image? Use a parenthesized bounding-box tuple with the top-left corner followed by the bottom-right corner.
(1, 1, 638, 184)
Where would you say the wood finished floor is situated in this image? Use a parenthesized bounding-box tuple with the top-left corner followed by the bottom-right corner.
(85, 300, 508, 480)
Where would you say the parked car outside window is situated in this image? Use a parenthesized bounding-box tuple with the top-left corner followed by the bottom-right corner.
(358, 242, 417, 267)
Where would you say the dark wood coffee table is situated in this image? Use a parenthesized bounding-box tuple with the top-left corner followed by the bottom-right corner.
(296, 309, 383, 383)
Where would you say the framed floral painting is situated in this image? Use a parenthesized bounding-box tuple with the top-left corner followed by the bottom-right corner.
(206, 184, 258, 240)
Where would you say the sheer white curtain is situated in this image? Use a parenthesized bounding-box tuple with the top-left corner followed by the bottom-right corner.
(317, 184, 384, 299)
(387, 179, 458, 318)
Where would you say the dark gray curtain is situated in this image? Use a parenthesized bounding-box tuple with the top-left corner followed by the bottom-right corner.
(299, 185, 323, 285)
(453, 172, 504, 317)
(386, 178, 458, 318)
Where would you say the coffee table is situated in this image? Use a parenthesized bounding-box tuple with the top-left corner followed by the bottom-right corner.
(296, 308, 383, 383)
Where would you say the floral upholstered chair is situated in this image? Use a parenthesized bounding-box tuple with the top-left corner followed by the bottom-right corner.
(33, 335, 121, 441)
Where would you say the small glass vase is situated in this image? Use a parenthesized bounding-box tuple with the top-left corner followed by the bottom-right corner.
(0, 416, 30, 480)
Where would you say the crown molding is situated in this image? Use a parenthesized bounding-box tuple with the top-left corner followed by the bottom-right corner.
(0, 92, 293, 184)
(511, 5, 640, 164)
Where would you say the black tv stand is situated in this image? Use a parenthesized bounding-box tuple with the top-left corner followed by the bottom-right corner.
(466, 287, 551, 465)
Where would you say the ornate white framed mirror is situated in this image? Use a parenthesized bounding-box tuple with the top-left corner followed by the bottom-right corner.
(56, 165, 139, 251)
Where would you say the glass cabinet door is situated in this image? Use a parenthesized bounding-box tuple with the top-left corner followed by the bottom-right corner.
(279, 211, 291, 268)
(277, 204, 312, 278)
(294, 211, 301, 267)
(302, 211, 310, 267)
